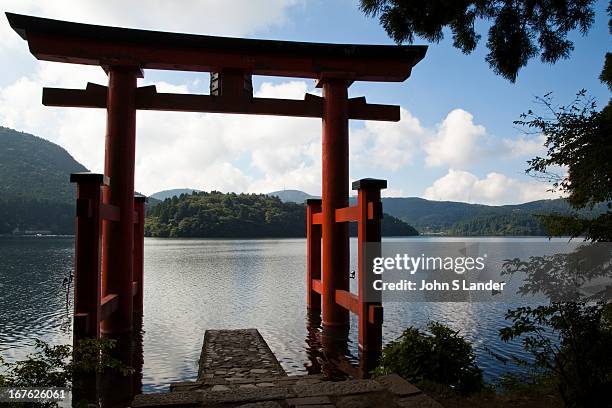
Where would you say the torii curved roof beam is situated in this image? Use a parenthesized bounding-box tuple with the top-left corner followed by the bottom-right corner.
(6, 12, 426, 82)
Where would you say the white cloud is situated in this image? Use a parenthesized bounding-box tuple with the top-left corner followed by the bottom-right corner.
(0, 70, 323, 195)
(423, 169, 560, 205)
(351, 108, 425, 171)
(133, 80, 323, 195)
(502, 134, 547, 158)
(1, 0, 302, 50)
(423, 109, 486, 168)
(382, 188, 406, 197)
(0, 62, 552, 202)
(255, 81, 311, 99)
(0, 1, 324, 196)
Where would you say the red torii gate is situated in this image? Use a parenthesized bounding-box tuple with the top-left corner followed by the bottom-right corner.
(7, 13, 426, 364)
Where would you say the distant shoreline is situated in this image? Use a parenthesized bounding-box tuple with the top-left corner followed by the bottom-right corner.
(0, 233, 575, 239)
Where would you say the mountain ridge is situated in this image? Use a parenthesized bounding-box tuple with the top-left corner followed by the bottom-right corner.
(2, 126, 599, 236)
(0, 126, 87, 234)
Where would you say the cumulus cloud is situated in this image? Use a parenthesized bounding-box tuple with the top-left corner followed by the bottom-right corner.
(0, 65, 323, 194)
(502, 134, 547, 158)
(423, 169, 560, 205)
(0, 59, 548, 203)
(423, 109, 486, 168)
(0, 0, 544, 203)
(1, 0, 302, 50)
(350, 108, 425, 171)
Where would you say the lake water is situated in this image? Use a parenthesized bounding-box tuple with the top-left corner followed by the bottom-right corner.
(0, 236, 559, 392)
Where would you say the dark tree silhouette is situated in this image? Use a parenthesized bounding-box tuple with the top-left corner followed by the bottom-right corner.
(359, 0, 597, 82)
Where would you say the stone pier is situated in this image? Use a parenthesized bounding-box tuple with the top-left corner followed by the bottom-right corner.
(198, 329, 287, 383)
(132, 329, 443, 407)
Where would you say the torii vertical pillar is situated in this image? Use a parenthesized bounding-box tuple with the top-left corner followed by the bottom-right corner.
(321, 79, 350, 327)
(101, 66, 140, 334)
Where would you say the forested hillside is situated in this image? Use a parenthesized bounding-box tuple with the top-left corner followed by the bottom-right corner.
(0, 127, 87, 234)
(144, 191, 418, 238)
(3, 125, 600, 237)
(379, 197, 605, 235)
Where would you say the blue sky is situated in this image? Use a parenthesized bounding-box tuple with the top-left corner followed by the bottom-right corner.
(0, 0, 609, 203)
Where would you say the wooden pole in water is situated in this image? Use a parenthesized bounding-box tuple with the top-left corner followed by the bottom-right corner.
(101, 66, 140, 334)
(306, 198, 322, 310)
(321, 79, 350, 327)
(132, 195, 146, 320)
(354, 178, 385, 370)
(71, 172, 107, 342)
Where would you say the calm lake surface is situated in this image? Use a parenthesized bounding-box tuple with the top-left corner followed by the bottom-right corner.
(0, 236, 556, 392)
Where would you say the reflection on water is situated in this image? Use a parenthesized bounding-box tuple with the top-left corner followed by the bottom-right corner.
(0, 236, 555, 392)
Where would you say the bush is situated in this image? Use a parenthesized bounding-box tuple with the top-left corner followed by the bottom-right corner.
(373, 321, 484, 394)
(500, 302, 612, 407)
(0, 338, 133, 407)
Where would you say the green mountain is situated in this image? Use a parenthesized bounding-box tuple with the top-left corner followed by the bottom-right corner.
(0, 126, 87, 234)
(380, 197, 604, 235)
(0, 126, 87, 203)
(144, 191, 418, 238)
(3, 125, 601, 237)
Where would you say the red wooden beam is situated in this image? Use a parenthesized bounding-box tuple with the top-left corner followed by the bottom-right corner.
(42, 84, 400, 121)
(100, 293, 119, 321)
(349, 97, 400, 121)
(100, 203, 120, 222)
(335, 205, 358, 223)
(7, 13, 427, 82)
(312, 279, 322, 294)
(136, 87, 324, 117)
(43, 82, 107, 108)
(335, 289, 359, 315)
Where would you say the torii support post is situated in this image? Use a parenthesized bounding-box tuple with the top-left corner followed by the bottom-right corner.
(354, 178, 385, 371)
(321, 79, 351, 328)
(306, 199, 322, 310)
(71, 172, 107, 344)
(101, 66, 140, 334)
(132, 195, 146, 320)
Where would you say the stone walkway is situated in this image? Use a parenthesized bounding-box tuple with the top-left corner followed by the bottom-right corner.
(132, 329, 443, 407)
(198, 329, 286, 382)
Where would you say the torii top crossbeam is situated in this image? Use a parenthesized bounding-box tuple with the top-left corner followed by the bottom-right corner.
(6, 13, 426, 121)
(7, 13, 426, 81)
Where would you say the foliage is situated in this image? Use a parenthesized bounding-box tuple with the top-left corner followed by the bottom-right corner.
(357, 212, 419, 237)
(146, 191, 308, 238)
(0, 127, 86, 203)
(0, 198, 75, 234)
(449, 212, 547, 236)
(381, 196, 605, 235)
(0, 338, 132, 407)
(514, 90, 612, 241)
(499, 302, 612, 407)
(500, 62, 612, 403)
(0, 126, 87, 235)
(359, 0, 596, 82)
(373, 321, 484, 395)
(145, 191, 418, 238)
(502, 243, 612, 303)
